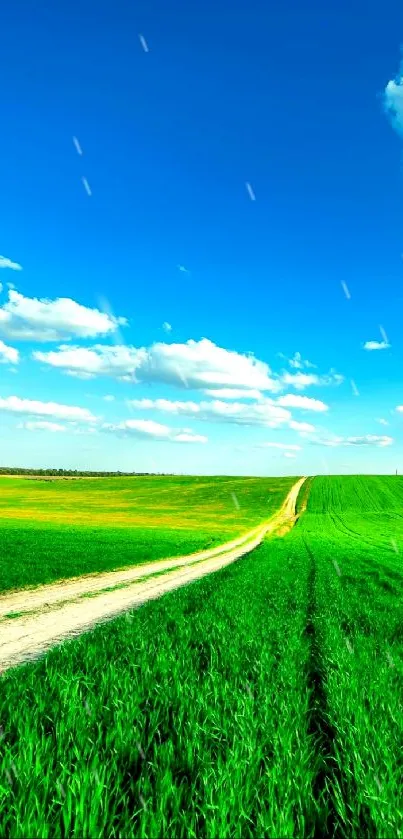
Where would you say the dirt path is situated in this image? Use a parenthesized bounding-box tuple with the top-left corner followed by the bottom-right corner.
(0, 477, 306, 673)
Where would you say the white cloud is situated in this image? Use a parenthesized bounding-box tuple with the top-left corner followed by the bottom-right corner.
(257, 442, 301, 450)
(0, 340, 19, 364)
(281, 372, 319, 389)
(202, 388, 263, 400)
(287, 351, 316, 369)
(288, 419, 317, 432)
(172, 432, 208, 443)
(276, 394, 328, 412)
(32, 337, 282, 392)
(128, 397, 292, 428)
(384, 65, 403, 136)
(103, 394, 115, 402)
(280, 369, 343, 390)
(377, 418, 389, 426)
(0, 396, 97, 423)
(0, 256, 23, 271)
(0, 284, 3, 294)
(363, 340, 390, 351)
(17, 420, 68, 433)
(33, 344, 144, 380)
(284, 452, 297, 458)
(102, 418, 207, 443)
(312, 434, 393, 448)
(0, 290, 127, 342)
(162, 322, 172, 332)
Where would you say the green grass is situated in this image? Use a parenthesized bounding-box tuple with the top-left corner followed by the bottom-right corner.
(0, 475, 295, 593)
(0, 536, 315, 838)
(2, 474, 403, 836)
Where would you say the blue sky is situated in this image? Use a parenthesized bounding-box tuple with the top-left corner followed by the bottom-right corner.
(1, 0, 403, 475)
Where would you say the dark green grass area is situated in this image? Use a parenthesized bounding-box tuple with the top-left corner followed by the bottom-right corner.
(0, 539, 316, 839)
(291, 475, 403, 836)
(0, 525, 224, 594)
(0, 475, 295, 593)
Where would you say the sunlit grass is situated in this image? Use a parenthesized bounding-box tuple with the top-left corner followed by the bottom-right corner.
(0, 476, 295, 593)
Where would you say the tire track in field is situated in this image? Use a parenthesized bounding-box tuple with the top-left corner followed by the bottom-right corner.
(0, 477, 307, 673)
(301, 531, 339, 838)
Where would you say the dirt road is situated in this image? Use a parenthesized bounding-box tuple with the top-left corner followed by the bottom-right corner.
(0, 477, 306, 673)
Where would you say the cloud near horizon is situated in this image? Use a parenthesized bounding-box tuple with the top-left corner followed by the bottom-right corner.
(101, 418, 207, 443)
(0, 396, 98, 423)
(127, 396, 323, 429)
(311, 434, 393, 448)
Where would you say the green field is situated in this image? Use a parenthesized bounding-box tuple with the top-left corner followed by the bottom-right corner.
(1, 474, 403, 837)
(0, 475, 295, 592)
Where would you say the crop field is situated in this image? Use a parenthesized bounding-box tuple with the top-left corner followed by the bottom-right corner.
(1, 474, 403, 837)
(0, 475, 294, 592)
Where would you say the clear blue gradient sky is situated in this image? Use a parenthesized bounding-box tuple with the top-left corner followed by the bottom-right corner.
(1, 0, 403, 475)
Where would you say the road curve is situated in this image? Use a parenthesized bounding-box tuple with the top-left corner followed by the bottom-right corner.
(0, 477, 306, 674)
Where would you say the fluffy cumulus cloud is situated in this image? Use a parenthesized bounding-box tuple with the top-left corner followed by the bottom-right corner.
(312, 434, 393, 448)
(0, 256, 23, 271)
(384, 62, 403, 137)
(363, 340, 390, 351)
(128, 397, 292, 428)
(0, 340, 19, 364)
(0, 396, 97, 423)
(0, 290, 127, 342)
(33, 338, 283, 392)
(33, 344, 146, 380)
(102, 418, 207, 443)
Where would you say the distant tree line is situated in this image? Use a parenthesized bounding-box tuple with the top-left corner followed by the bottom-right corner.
(0, 467, 175, 477)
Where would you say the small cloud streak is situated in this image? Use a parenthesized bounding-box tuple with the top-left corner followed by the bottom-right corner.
(0, 256, 23, 271)
(341, 281, 351, 300)
(363, 340, 390, 351)
(72, 136, 83, 155)
(81, 177, 92, 196)
(245, 182, 256, 201)
(139, 34, 149, 52)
